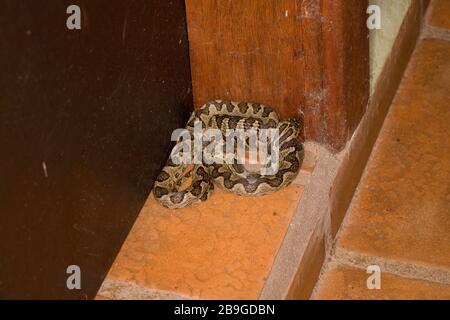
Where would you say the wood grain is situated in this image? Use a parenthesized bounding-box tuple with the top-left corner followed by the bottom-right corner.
(322, 0, 370, 150)
(185, 0, 322, 143)
(185, 0, 369, 151)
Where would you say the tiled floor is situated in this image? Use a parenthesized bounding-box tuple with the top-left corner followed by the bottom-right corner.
(427, 0, 450, 30)
(100, 184, 304, 299)
(338, 39, 450, 269)
(97, 1, 449, 301)
(314, 1, 450, 300)
(315, 265, 450, 300)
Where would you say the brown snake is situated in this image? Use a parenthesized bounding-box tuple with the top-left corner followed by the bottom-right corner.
(153, 100, 304, 208)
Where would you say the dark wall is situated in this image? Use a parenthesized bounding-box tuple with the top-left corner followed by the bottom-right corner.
(0, 0, 193, 299)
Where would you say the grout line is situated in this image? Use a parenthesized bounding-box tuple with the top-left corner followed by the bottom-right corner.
(309, 243, 336, 300)
(98, 278, 192, 300)
(333, 246, 450, 286)
(311, 105, 412, 297)
(422, 0, 450, 42)
(421, 25, 450, 42)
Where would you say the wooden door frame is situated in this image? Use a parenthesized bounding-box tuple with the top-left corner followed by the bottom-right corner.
(185, 0, 369, 152)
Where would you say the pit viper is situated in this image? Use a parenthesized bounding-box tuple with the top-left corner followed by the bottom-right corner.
(153, 100, 304, 208)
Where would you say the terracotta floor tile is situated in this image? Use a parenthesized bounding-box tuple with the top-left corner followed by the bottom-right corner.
(427, 0, 450, 30)
(315, 265, 450, 300)
(338, 40, 450, 269)
(103, 184, 304, 299)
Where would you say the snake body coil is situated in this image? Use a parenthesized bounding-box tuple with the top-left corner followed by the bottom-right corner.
(153, 100, 304, 208)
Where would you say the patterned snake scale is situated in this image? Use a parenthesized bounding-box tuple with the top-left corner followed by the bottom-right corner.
(153, 100, 304, 208)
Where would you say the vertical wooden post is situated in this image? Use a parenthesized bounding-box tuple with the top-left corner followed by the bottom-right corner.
(185, 0, 369, 152)
(322, 0, 370, 150)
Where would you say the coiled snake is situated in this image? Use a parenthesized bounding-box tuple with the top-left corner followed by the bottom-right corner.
(153, 100, 304, 208)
